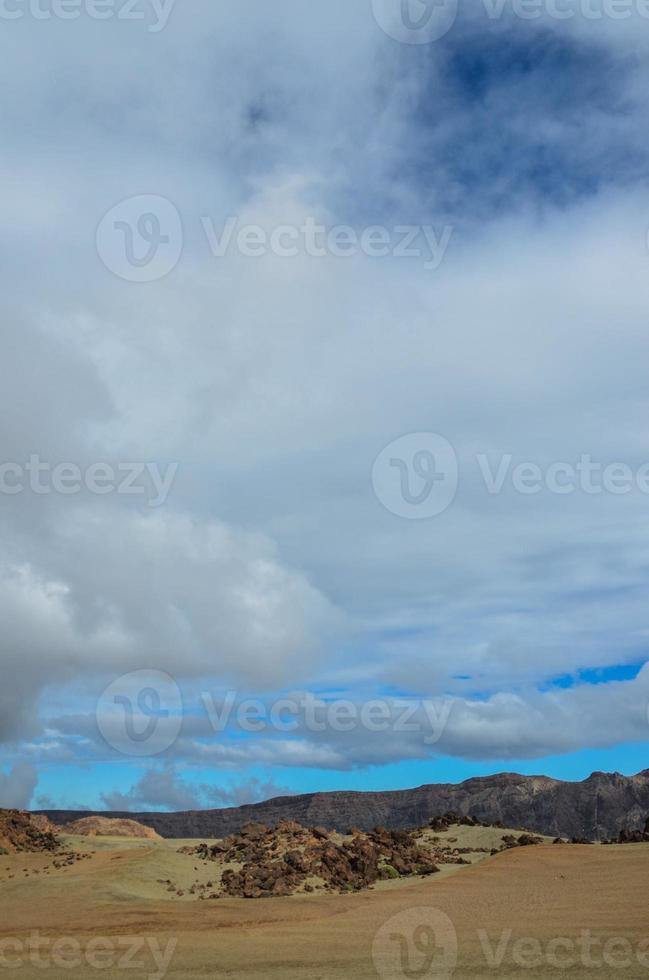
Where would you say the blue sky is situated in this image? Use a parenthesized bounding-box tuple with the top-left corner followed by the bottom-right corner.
(1, 0, 649, 812)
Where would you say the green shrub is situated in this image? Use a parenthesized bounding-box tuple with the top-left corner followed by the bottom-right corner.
(379, 863, 399, 879)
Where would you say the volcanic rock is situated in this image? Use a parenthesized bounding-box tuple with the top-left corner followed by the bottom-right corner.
(0, 810, 60, 853)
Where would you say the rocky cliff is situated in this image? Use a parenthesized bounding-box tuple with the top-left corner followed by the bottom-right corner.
(36, 769, 649, 841)
(0, 810, 60, 852)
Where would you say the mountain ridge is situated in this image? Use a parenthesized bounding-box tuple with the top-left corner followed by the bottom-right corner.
(35, 769, 649, 841)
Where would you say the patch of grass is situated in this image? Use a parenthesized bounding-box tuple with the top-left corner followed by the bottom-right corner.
(379, 864, 399, 879)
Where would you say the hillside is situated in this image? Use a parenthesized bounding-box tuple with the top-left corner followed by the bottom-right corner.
(36, 769, 649, 841)
(61, 816, 161, 839)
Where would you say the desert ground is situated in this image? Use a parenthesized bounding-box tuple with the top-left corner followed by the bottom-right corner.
(1, 825, 648, 979)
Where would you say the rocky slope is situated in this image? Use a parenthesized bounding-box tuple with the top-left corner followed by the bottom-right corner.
(0, 810, 60, 853)
(36, 769, 649, 841)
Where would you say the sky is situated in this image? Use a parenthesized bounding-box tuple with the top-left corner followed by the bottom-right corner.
(2, 0, 649, 812)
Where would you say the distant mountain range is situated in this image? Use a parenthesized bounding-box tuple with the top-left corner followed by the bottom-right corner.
(37, 770, 649, 841)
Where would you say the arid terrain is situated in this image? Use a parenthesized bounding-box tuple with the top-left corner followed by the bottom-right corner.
(1, 811, 649, 979)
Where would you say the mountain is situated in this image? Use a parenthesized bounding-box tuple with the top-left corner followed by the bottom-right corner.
(36, 769, 649, 841)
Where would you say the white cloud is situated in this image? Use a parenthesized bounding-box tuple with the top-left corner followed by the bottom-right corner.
(0, 763, 38, 809)
(101, 765, 200, 812)
(1, 4, 649, 782)
(100, 765, 292, 812)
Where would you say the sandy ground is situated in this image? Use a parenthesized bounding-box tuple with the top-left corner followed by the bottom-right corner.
(1, 831, 648, 979)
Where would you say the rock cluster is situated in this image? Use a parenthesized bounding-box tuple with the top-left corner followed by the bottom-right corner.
(175, 814, 586, 901)
(427, 812, 506, 832)
(501, 833, 543, 848)
(51, 850, 93, 868)
(603, 817, 649, 845)
(180, 820, 440, 899)
(0, 850, 93, 883)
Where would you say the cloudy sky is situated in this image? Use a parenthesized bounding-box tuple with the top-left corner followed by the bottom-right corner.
(2, 0, 649, 812)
